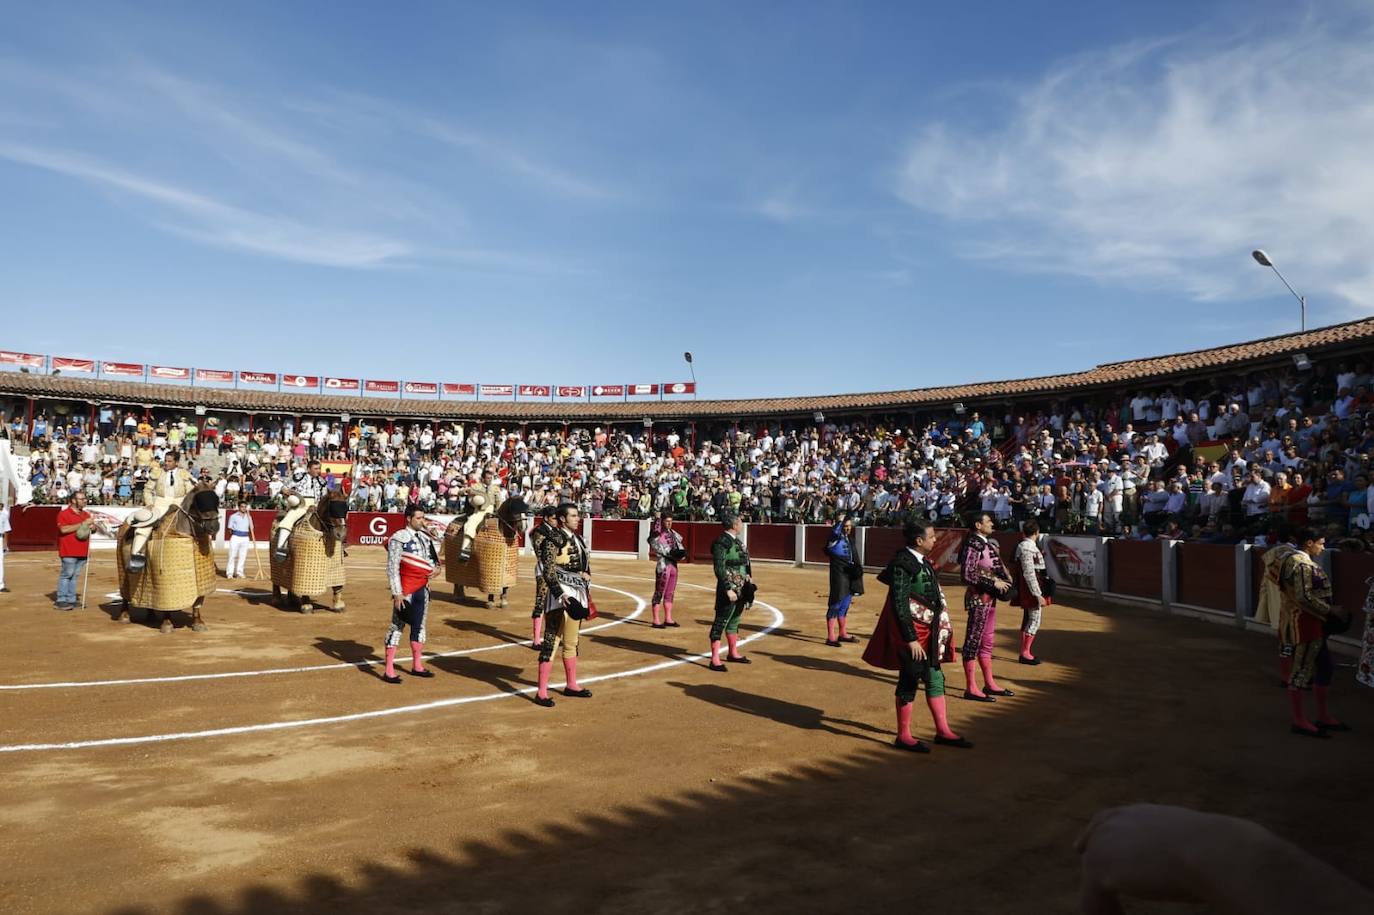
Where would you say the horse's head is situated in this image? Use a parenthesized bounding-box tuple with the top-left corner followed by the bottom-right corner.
(498, 497, 530, 530)
(185, 487, 221, 540)
(316, 490, 349, 543)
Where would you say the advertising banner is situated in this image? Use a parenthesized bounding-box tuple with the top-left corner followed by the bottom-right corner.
(556, 385, 587, 398)
(480, 384, 514, 397)
(0, 351, 44, 367)
(324, 376, 360, 391)
(364, 379, 400, 393)
(102, 362, 145, 376)
(150, 365, 190, 380)
(195, 368, 234, 383)
(403, 381, 438, 395)
(517, 384, 550, 398)
(346, 511, 455, 546)
(240, 371, 278, 386)
(928, 529, 969, 571)
(282, 374, 320, 388)
(52, 357, 95, 373)
(591, 384, 624, 397)
(662, 381, 696, 395)
(443, 383, 476, 395)
(628, 383, 659, 396)
(1045, 535, 1099, 589)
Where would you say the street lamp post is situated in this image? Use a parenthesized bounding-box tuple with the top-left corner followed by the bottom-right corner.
(1251, 249, 1306, 332)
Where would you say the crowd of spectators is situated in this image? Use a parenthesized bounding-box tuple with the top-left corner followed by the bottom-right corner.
(4, 354, 1374, 549)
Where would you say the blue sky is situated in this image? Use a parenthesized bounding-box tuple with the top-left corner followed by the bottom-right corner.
(1, 1, 1371, 399)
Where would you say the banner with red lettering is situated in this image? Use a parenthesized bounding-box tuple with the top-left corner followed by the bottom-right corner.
(103, 362, 145, 377)
(52, 357, 95, 373)
(517, 384, 551, 398)
(240, 371, 277, 385)
(195, 368, 234, 383)
(282, 374, 320, 388)
(628, 383, 659, 396)
(443, 383, 476, 395)
(480, 384, 514, 397)
(557, 385, 587, 398)
(324, 376, 359, 391)
(150, 365, 190, 380)
(364, 379, 399, 393)
(0, 351, 44, 368)
(662, 381, 696, 395)
(403, 381, 438, 395)
(591, 384, 624, 397)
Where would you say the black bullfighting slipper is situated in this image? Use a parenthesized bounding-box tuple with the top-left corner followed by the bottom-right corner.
(1317, 721, 1352, 733)
(708, 662, 728, 672)
(985, 687, 1015, 697)
(408, 668, 435, 678)
(651, 623, 666, 629)
(838, 635, 859, 643)
(666, 621, 681, 627)
(893, 738, 931, 753)
(1018, 656, 1042, 665)
(934, 735, 975, 749)
(964, 691, 995, 703)
(825, 639, 841, 647)
(1290, 724, 1330, 739)
(725, 655, 751, 664)
(562, 687, 593, 698)
(381, 673, 403, 684)
(533, 695, 555, 708)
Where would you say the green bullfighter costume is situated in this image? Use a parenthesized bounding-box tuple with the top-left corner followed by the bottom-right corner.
(708, 527, 753, 667)
(863, 547, 972, 751)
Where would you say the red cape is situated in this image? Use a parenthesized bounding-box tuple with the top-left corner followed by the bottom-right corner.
(862, 594, 906, 671)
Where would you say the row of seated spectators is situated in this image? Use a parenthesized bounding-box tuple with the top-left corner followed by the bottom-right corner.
(4, 355, 1373, 549)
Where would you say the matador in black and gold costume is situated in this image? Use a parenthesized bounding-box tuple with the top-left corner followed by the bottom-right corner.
(533, 504, 594, 708)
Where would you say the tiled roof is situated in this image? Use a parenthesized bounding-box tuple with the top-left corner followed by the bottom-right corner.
(4, 317, 1372, 421)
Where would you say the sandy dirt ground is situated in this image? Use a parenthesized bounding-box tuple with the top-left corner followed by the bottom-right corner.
(0, 547, 1368, 914)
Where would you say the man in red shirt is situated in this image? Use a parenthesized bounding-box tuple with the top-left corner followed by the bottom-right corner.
(56, 491, 92, 610)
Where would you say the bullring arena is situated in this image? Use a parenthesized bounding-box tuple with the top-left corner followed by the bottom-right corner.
(0, 528, 1369, 912)
(2, 321, 1374, 913)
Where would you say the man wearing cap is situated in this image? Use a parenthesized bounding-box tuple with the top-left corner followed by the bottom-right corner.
(127, 452, 195, 571)
(273, 459, 326, 561)
(456, 467, 504, 562)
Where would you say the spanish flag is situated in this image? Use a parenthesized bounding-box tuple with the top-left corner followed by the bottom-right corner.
(322, 460, 355, 478)
(1192, 440, 1231, 463)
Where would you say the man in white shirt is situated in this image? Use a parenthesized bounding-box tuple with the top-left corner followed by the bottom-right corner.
(1242, 469, 1271, 519)
(1140, 434, 1168, 468)
(1101, 470, 1124, 533)
(226, 502, 253, 578)
(0, 491, 10, 592)
(1130, 392, 1154, 422)
(1084, 485, 1104, 532)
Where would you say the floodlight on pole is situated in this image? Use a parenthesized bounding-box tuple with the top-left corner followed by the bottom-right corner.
(1251, 249, 1306, 332)
(683, 351, 697, 398)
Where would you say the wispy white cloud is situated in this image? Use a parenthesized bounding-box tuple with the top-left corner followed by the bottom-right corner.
(414, 116, 614, 202)
(0, 142, 411, 268)
(0, 55, 608, 273)
(895, 14, 1374, 315)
